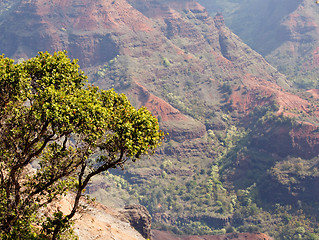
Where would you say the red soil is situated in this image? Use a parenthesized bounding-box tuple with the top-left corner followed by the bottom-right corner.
(307, 89, 319, 99)
(236, 73, 313, 116)
(152, 230, 273, 240)
(35, 0, 154, 32)
(130, 82, 187, 122)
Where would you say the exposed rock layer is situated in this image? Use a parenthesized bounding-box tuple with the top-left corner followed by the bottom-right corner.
(121, 205, 152, 240)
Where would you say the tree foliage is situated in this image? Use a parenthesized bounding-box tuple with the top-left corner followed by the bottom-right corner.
(0, 51, 163, 239)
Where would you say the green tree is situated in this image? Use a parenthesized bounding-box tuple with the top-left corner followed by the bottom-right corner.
(0, 51, 163, 239)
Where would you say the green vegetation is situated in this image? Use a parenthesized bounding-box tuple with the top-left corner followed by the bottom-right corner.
(85, 44, 319, 238)
(274, 55, 319, 91)
(162, 57, 171, 68)
(94, 55, 132, 90)
(90, 97, 319, 239)
(0, 52, 163, 239)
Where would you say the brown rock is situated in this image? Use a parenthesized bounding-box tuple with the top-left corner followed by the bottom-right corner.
(121, 204, 152, 240)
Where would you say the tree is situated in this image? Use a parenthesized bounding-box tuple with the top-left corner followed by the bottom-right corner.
(0, 51, 163, 239)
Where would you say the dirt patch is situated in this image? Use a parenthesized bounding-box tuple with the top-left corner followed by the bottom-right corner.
(45, 195, 146, 240)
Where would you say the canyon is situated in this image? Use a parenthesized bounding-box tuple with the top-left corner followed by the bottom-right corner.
(1, 0, 319, 239)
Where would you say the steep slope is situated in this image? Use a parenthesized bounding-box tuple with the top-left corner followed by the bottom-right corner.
(196, 0, 301, 56)
(265, 0, 319, 88)
(2, 0, 319, 238)
(44, 195, 149, 240)
(198, 0, 319, 89)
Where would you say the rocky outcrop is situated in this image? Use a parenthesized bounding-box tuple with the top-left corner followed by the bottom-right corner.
(121, 205, 152, 240)
(265, 0, 319, 72)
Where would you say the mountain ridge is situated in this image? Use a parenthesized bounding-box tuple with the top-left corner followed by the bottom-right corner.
(198, 0, 319, 89)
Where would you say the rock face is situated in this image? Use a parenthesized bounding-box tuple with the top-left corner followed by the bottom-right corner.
(121, 205, 152, 240)
(266, 0, 319, 75)
(197, 0, 319, 84)
(197, 0, 301, 56)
